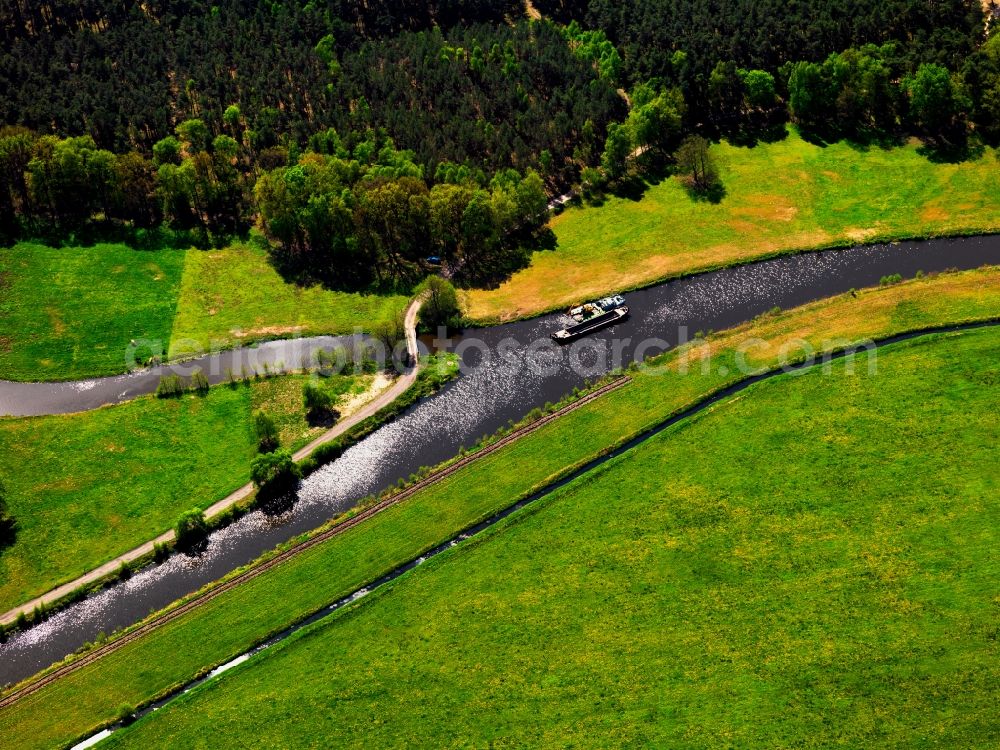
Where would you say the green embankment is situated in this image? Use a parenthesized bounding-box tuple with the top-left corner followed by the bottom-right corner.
(0, 373, 368, 613)
(167, 241, 408, 359)
(106, 324, 1000, 749)
(467, 130, 1000, 321)
(1, 267, 997, 750)
(0, 243, 185, 381)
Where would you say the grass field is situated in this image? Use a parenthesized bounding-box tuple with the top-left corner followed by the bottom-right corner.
(2, 267, 996, 750)
(167, 241, 408, 359)
(0, 240, 407, 381)
(0, 372, 371, 613)
(466, 130, 1000, 321)
(105, 325, 1000, 748)
(0, 243, 186, 381)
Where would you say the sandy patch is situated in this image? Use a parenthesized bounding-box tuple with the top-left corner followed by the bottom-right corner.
(339, 372, 394, 418)
(47, 307, 67, 335)
(727, 219, 762, 235)
(734, 195, 798, 222)
(845, 227, 880, 242)
(35, 476, 82, 492)
(0, 335, 11, 353)
(921, 205, 949, 222)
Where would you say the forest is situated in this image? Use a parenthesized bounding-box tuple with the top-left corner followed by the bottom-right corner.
(1, 0, 998, 288)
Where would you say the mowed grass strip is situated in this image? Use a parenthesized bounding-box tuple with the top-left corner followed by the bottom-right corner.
(0, 243, 185, 381)
(467, 130, 1000, 321)
(106, 327, 1000, 749)
(167, 242, 408, 358)
(1, 267, 997, 750)
(0, 372, 366, 613)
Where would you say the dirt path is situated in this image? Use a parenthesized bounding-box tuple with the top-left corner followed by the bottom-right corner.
(0, 296, 424, 628)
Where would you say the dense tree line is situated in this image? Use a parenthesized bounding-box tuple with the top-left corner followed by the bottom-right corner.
(255, 138, 547, 287)
(533, 0, 987, 132)
(783, 44, 976, 144)
(1, 2, 621, 185)
(322, 21, 625, 185)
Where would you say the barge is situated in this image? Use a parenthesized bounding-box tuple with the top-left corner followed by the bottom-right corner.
(568, 294, 626, 323)
(551, 305, 629, 343)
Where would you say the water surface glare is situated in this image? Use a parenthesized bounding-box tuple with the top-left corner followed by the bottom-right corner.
(1, 235, 997, 686)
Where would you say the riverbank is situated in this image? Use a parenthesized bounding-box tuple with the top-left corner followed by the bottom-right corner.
(2, 266, 997, 750)
(466, 130, 1000, 322)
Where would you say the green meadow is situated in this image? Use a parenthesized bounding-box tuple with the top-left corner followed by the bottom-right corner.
(2, 267, 997, 749)
(106, 324, 1000, 748)
(468, 130, 1000, 321)
(167, 241, 407, 359)
(0, 243, 185, 381)
(0, 241, 407, 382)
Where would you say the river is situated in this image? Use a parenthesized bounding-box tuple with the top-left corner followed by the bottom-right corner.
(0, 234, 997, 687)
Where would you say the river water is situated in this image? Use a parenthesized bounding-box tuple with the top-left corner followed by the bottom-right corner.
(1, 235, 997, 687)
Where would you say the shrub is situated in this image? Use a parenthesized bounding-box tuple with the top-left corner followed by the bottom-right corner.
(372, 312, 408, 365)
(117, 703, 136, 725)
(417, 276, 461, 331)
(303, 381, 335, 423)
(155, 374, 185, 398)
(250, 449, 300, 488)
(880, 273, 903, 286)
(253, 410, 280, 453)
(174, 508, 209, 549)
(676, 135, 724, 201)
(250, 449, 301, 505)
(153, 541, 171, 562)
(0, 478, 14, 546)
(190, 368, 209, 393)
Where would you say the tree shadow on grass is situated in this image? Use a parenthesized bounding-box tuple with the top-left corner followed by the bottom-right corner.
(843, 129, 905, 153)
(726, 122, 790, 149)
(584, 159, 674, 208)
(916, 137, 986, 164)
(682, 179, 727, 205)
(306, 406, 340, 428)
(0, 518, 17, 552)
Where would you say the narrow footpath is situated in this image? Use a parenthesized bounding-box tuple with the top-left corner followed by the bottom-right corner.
(0, 296, 424, 628)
